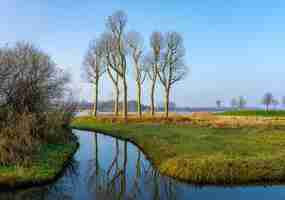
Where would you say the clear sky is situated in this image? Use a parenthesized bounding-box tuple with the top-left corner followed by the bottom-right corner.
(1, 0, 285, 107)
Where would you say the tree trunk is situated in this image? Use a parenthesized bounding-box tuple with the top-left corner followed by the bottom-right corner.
(164, 87, 170, 119)
(123, 77, 128, 119)
(114, 85, 119, 116)
(92, 79, 99, 117)
(150, 79, 156, 116)
(137, 83, 142, 119)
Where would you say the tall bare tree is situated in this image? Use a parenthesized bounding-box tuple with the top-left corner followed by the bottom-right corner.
(101, 32, 121, 116)
(83, 38, 105, 116)
(106, 10, 129, 119)
(148, 32, 164, 116)
(127, 31, 146, 118)
(158, 32, 188, 118)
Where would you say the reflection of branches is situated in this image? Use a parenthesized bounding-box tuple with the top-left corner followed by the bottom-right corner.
(0, 133, 183, 200)
(86, 133, 180, 200)
(107, 139, 119, 175)
(129, 150, 143, 199)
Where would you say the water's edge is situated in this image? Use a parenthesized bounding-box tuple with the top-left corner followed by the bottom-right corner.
(71, 127, 285, 187)
(0, 140, 79, 191)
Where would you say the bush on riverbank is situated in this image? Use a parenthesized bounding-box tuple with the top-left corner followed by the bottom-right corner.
(0, 42, 77, 167)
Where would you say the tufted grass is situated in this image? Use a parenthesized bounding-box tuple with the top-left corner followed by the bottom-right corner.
(0, 141, 78, 189)
(71, 116, 285, 185)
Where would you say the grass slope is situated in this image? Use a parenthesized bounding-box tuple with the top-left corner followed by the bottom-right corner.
(218, 110, 285, 117)
(0, 142, 78, 189)
(72, 116, 285, 185)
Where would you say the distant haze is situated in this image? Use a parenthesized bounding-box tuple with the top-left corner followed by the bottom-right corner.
(1, 0, 285, 107)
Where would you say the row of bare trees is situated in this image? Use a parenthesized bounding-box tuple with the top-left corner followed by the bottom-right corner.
(216, 93, 285, 111)
(83, 10, 188, 119)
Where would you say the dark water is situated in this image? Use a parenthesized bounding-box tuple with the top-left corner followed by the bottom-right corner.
(1, 130, 285, 200)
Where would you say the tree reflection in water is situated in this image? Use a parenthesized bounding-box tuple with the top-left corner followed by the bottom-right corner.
(2, 131, 285, 199)
(86, 132, 180, 200)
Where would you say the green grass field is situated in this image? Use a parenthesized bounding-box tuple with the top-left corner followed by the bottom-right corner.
(217, 109, 285, 117)
(0, 142, 78, 188)
(72, 116, 285, 185)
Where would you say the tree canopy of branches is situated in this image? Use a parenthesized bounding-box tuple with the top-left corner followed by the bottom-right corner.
(84, 11, 189, 118)
(158, 32, 188, 118)
(0, 42, 69, 114)
(262, 92, 274, 111)
(83, 39, 106, 116)
(0, 42, 76, 165)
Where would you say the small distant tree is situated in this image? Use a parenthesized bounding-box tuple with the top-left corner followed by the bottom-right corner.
(281, 96, 285, 109)
(216, 100, 222, 109)
(83, 38, 105, 116)
(230, 98, 238, 109)
(237, 96, 246, 109)
(262, 92, 274, 111)
(272, 99, 279, 110)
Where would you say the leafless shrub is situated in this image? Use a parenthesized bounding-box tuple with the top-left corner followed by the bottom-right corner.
(0, 112, 39, 166)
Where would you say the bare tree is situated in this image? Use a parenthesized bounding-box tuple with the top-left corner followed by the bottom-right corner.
(216, 100, 222, 109)
(262, 92, 274, 111)
(101, 32, 121, 116)
(106, 10, 129, 119)
(83, 38, 105, 116)
(237, 96, 246, 109)
(148, 32, 164, 116)
(272, 99, 279, 110)
(158, 32, 188, 118)
(127, 31, 146, 118)
(282, 96, 285, 108)
(230, 98, 238, 109)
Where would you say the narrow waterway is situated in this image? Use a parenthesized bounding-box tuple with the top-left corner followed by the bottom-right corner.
(1, 129, 285, 200)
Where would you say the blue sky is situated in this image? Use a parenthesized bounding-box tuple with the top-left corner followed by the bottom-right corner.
(1, 0, 285, 107)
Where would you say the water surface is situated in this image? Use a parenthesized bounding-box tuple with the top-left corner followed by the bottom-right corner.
(1, 130, 285, 199)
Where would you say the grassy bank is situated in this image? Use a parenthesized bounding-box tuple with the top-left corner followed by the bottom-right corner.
(0, 140, 78, 189)
(72, 116, 285, 185)
(217, 110, 285, 117)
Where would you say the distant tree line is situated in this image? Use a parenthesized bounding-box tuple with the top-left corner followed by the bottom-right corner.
(216, 93, 285, 111)
(83, 10, 189, 119)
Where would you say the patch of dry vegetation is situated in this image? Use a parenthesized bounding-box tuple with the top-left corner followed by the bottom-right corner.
(76, 112, 285, 128)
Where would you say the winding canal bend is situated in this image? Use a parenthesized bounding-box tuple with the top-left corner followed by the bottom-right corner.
(1, 129, 285, 199)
